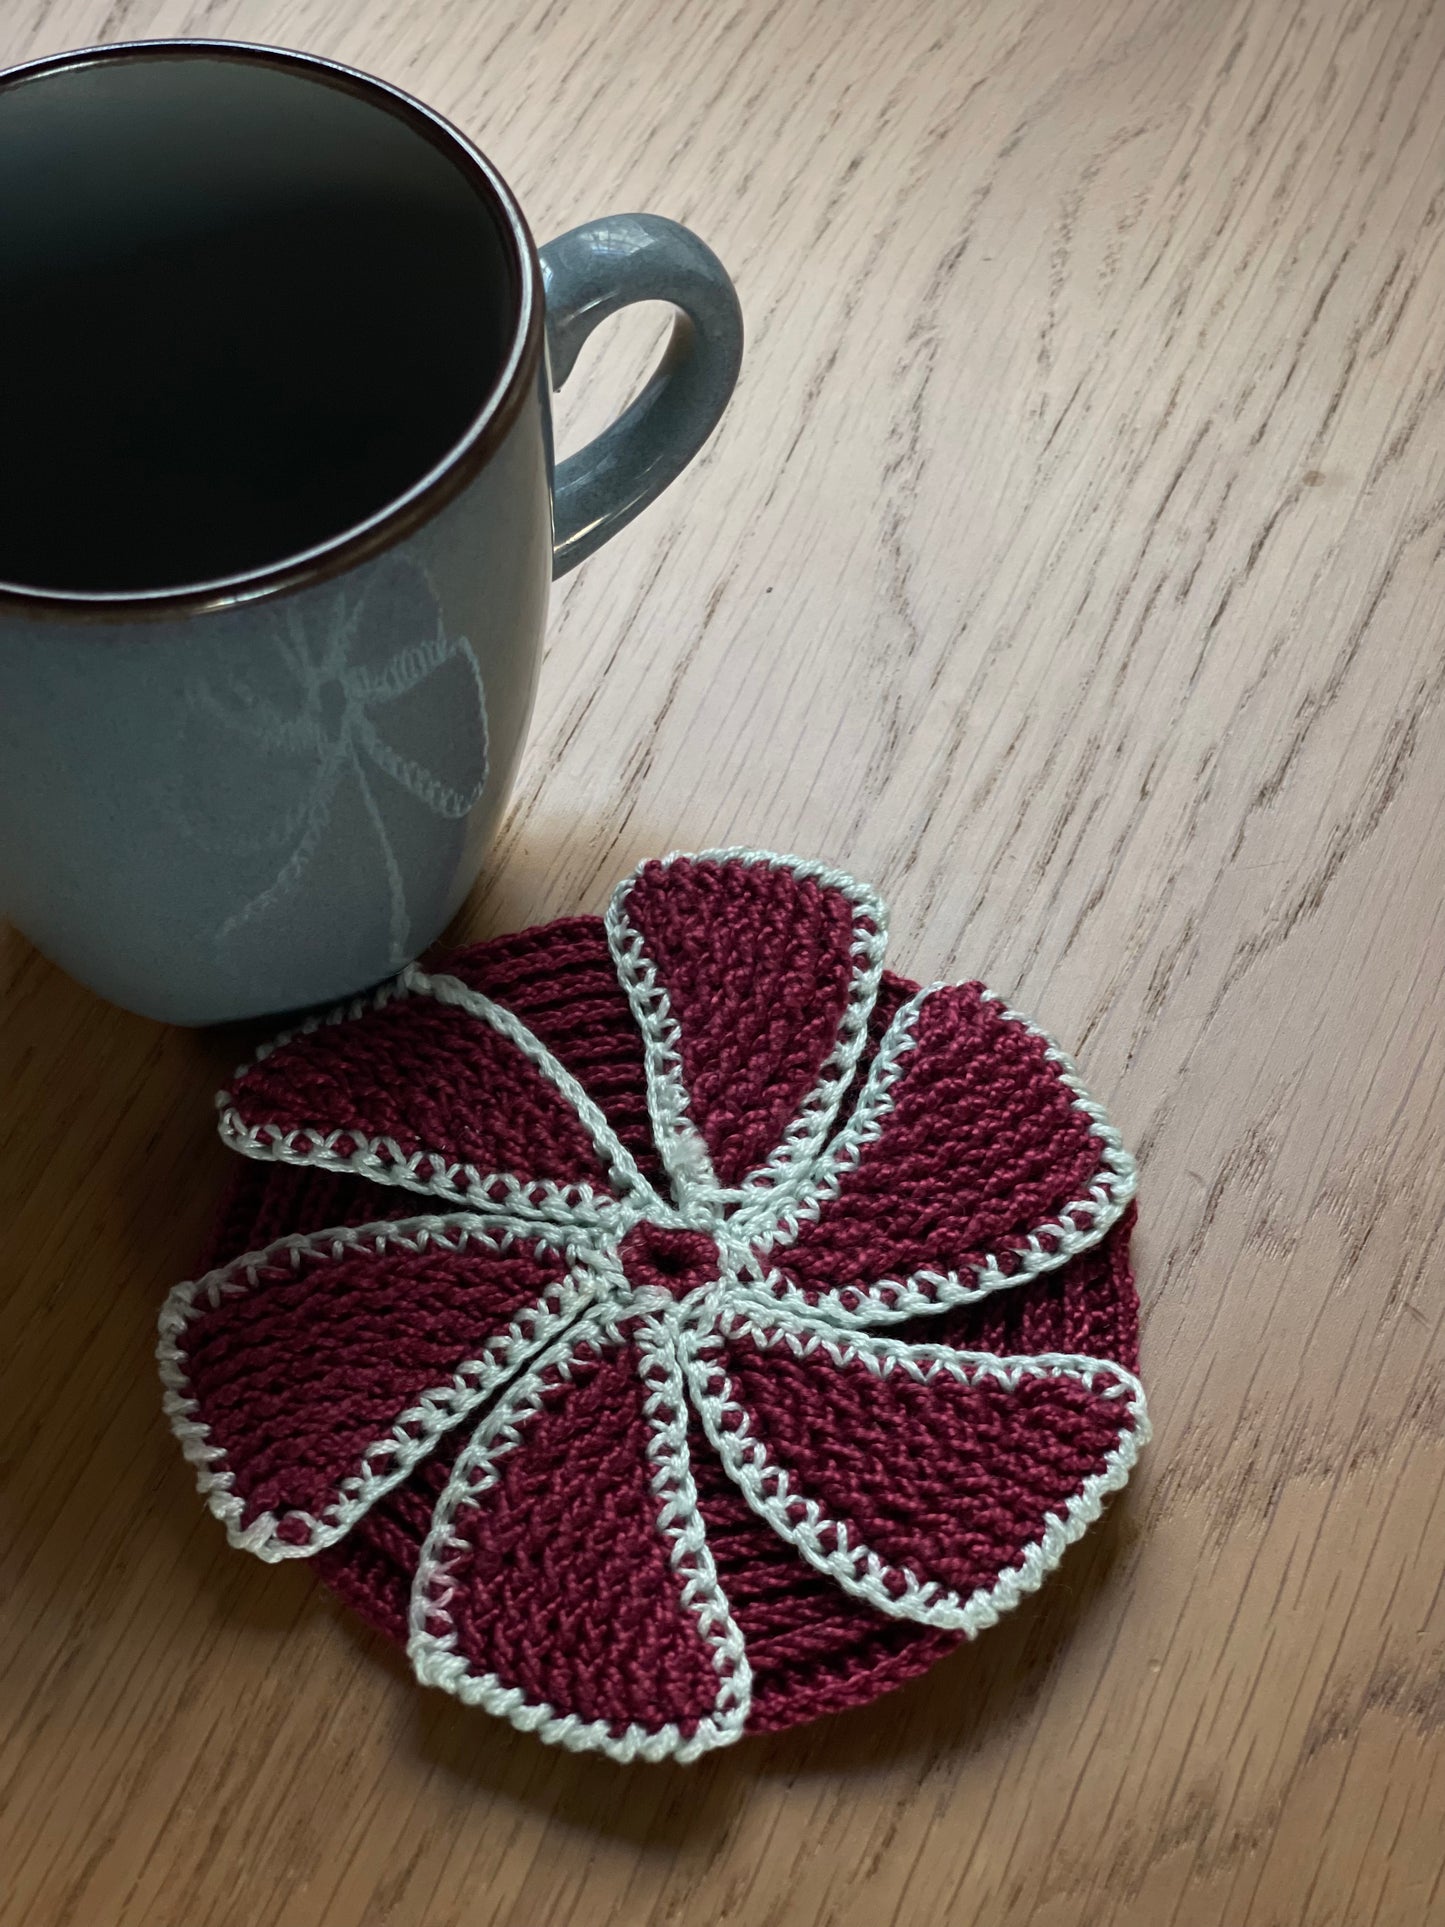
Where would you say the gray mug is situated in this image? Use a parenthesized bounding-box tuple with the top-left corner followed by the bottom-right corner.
(0, 39, 742, 1024)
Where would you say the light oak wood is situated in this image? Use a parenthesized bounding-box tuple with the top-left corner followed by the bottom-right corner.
(4, 1, 1444, 1922)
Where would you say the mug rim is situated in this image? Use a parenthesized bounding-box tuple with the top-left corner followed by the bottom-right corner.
(0, 37, 546, 623)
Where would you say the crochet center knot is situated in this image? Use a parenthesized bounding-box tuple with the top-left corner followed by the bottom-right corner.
(619, 1221, 721, 1303)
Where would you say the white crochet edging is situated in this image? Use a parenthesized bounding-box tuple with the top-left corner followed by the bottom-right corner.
(216, 960, 663, 1227)
(605, 848, 888, 1218)
(219, 973, 410, 1087)
(217, 1104, 616, 1227)
(214, 973, 409, 1140)
(157, 1213, 606, 1562)
(177, 847, 1150, 1759)
(689, 1303, 1149, 1636)
(405, 967, 658, 1209)
(745, 984, 1139, 1325)
(605, 867, 720, 1206)
(408, 1311, 751, 1762)
(732, 983, 927, 1249)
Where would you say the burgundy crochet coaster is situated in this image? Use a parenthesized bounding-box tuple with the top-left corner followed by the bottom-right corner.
(159, 849, 1147, 1762)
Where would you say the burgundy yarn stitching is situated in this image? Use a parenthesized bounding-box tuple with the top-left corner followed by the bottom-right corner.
(407, 1308, 752, 1761)
(734, 983, 928, 1250)
(165, 848, 1150, 1762)
(218, 961, 657, 1228)
(217, 1107, 612, 1224)
(158, 1214, 606, 1560)
(405, 966, 656, 1205)
(688, 1302, 1150, 1633)
(605, 849, 888, 1214)
(744, 985, 1139, 1324)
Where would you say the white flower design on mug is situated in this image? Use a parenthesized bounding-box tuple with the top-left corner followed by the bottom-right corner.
(182, 557, 489, 971)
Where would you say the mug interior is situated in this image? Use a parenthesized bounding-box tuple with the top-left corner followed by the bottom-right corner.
(0, 47, 519, 596)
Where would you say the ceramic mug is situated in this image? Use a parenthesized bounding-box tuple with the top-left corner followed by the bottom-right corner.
(0, 39, 742, 1024)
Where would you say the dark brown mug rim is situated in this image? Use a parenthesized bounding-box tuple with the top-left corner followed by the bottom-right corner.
(0, 38, 546, 622)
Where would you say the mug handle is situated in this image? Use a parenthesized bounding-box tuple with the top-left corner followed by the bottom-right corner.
(538, 214, 743, 576)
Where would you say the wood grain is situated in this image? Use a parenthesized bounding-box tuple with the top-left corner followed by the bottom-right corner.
(3, 1, 1444, 1923)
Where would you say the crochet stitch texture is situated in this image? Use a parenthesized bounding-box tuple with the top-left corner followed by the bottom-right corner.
(159, 849, 1148, 1761)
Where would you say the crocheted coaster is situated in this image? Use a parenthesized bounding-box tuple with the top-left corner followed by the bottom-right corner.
(159, 850, 1147, 1762)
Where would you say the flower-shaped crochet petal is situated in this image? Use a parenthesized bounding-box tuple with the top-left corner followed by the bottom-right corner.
(606, 852, 887, 1202)
(408, 1311, 749, 1762)
(162, 849, 1149, 1760)
(610, 855, 1132, 1312)
(689, 1305, 1144, 1632)
(751, 980, 1135, 1322)
(315, 1212, 1140, 1735)
(219, 959, 638, 1219)
(159, 1216, 600, 1557)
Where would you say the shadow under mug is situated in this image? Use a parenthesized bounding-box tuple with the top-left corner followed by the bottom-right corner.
(0, 39, 743, 1025)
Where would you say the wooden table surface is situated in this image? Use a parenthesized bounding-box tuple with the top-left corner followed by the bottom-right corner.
(4, 2, 1444, 1923)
